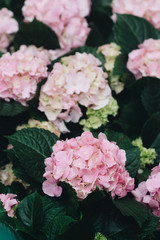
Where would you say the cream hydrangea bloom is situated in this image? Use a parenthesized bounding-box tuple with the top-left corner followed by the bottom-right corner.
(39, 52, 112, 132)
(98, 43, 124, 94)
(17, 119, 60, 137)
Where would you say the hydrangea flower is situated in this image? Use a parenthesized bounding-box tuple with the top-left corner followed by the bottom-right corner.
(42, 131, 134, 200)
(0, 8, 18, 52)
(132, 138, 157, 169)
(80, 97, 119, 131)
(0, 163, 29, 189)
(0, 194, 19, 217)
(0, 45, 53, 106)
(98, 43, 124, 94)
(17, 119, 60, 137)
(127, 39, 160, 79)
(22, 0, 91, 49)
(132, 164, 160, 218)
(39, 52, 112, 132)
(0, 163, 18, 186)
(112, 0, 160, 30)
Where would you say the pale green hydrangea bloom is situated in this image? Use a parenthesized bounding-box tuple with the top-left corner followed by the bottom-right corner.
(16, 119, 60, 137)
(95, 232, 107, 240)
(132, 138, 157, 169)
(98, 43, 124, 94)
(80, 97, 118, 131)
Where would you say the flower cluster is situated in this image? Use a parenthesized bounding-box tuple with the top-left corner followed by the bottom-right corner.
(0, 193, 19, 217)
(80, 97, 118, 131)
(43, 131, 134, 200)
(22, 0, 91, 50)
(132, 164, 160, 218)
(98, 43, 124, 94)
(0, 163, 18, 186)
(39, 52, 112, 132)
(132, 138, 157, 169)
(127, 39, 160, 80)
(17, 118, 60, 137)
(0, 45, 52, 106)
(0, 8, 18, 52)
(112, 0, 160, 30)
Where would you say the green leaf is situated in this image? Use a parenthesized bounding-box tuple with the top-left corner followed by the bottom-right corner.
(42, 196, 66, 231)
(17, 192, 43, 234)
(86, 0, 113, 47)
(141, 112, 160, 148)
(5, 182, 26, 201)
(7, 148, 35, 185)
(114, 100, 147, 139)
(112, 53, 127, 76)
(14, 19, 60, 50)
(141, 79, 160, 116)
(138, 211, 158, 239)
(151, 133, 160, 163)
(0, 222, 23, 240)
(46, 215, 75, 240)
(0, 202, 6, 215)
(58, 182, 79, 218)
(0, 100, 27, 117)
(8, 128, 58, 183)
(113, 14, 159, 54)
(90, 196, 139, 240)
(113, 198, 148, 227)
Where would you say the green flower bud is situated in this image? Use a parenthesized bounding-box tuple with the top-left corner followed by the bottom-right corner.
(80, 97, 118, 131)
(95, 232, 107, 240)
(132, 138, 157, 169)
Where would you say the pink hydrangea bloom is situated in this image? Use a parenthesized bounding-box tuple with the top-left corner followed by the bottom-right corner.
(132, 164, 160, 218)
(112, 0, 160, 30)
(38, 52, 111, 132)
(42, 131, 134, 200)
(22, 0, 91, 50)
(0, 193, 19, 217)
(0, 45, 58, 106)
(127, 39, 160, 79)
(0, 8, 18, 52)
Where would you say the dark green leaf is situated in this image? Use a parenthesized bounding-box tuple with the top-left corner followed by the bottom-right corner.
(14, 19, 60, 50)
(141, 112, 160, 148)
(42, 196, 65, 231)
(0, 100, 27, 117)
(17, 192, 43, 234)
(114, 100, 147, 139)
(87, 0, 113, 47)
(151, 133, 160, 163)
(7, 148, 35, 185)
(112, 53, 128, 76)
(0, 222, 23, 240)
(58, 182, 79, 219)
(113, 14, 159, 54)
(113, 198, 148, 227)
(5, 182, 26, 201)
(46, 215, 75, 240)
(141, 79, 160, 116)
(8, 128, 58, 183)
(125, 147, 140, 178)
(139, 211, 158, 239)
